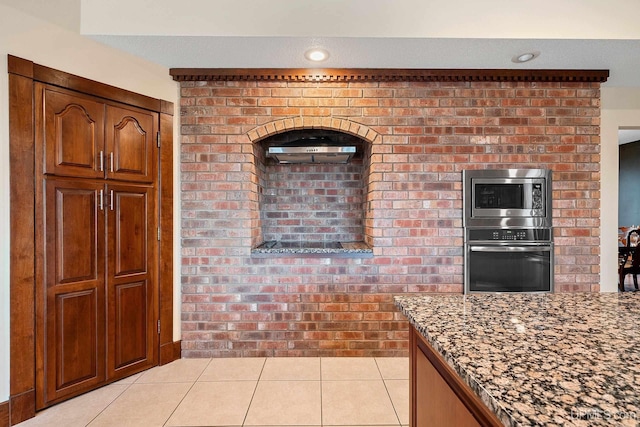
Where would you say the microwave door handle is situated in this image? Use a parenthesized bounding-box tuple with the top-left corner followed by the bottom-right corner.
(470, 246, 552, 253)
(523, 182, 533, 211)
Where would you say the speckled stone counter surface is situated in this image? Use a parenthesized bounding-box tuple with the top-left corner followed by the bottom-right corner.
(251, 241, 373, 257)
(395, 293, 640, 427)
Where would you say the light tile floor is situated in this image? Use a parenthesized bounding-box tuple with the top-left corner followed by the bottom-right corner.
(16, 357, 409, 427)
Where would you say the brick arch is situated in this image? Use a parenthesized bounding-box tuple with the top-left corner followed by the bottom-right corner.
(246, 117, 379, 144)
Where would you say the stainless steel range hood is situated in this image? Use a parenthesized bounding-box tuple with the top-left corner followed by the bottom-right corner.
(267, 145, 356, 164)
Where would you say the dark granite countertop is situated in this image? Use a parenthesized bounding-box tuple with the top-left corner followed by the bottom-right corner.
(395, 293, 640, 427)
(251, 241, 373, 257)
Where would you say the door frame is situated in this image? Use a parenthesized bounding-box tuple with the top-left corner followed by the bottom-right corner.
(8, 55, 178, 425)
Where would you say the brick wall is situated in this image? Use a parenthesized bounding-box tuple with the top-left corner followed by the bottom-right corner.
(261, 163, 365, 243)
(179, 80, 601, 357)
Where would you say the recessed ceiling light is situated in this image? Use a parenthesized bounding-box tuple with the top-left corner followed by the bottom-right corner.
(305, 48, 329, 62)
(512, 51, 540, 64)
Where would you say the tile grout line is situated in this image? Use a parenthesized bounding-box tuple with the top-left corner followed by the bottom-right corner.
(241, 357, 267, 427)
(374, 358, 403, 427)
(84, 378, 138, 426)
(162, 358, 215, 427)
(319, 357, 324, 427)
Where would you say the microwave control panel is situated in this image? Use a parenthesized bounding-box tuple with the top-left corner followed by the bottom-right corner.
(467, 228, 551, 242)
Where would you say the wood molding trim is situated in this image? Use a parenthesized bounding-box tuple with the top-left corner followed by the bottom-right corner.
(159, 111, 175, 360)
(8, 55, 163, 111)
(170, 67, 610, 83)
(159, 341, 182, 366)
(8, 62, 36, 425)
(9, 390, 35, 426)
(8, 55, 174, 423)
(7, 56, 33, 79)
(0, 400, 8, 427)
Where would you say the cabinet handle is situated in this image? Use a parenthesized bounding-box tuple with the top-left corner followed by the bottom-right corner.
(110, 152, 114, 173)
(109, 189, 114, 211)
(99, 151, 104, 172)
(99, 189, 104, 211)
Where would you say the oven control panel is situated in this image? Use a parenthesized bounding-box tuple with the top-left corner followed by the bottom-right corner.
(467, 228, 551, 242)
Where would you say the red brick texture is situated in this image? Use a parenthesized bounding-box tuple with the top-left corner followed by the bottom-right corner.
(179, 80, 601, 357)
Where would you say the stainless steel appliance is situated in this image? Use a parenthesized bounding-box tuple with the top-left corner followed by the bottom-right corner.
(463, 169, 553, 293)
(266, 137, 356, 164)
(463, 168, 551, 228)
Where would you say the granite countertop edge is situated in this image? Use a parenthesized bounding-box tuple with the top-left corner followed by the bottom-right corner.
(394, 299, 514, 427)
(394, 293, 640, 427)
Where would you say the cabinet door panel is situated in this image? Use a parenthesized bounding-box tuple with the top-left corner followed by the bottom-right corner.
(107, 184, 158, 379)
(42, 178, 106, 405)
(42, 87, 105, 179)
(113, 281, 148, 369)
(55, 289, 99, 389)
(105, 106, 156, 183)
(112, 189, 147, 275)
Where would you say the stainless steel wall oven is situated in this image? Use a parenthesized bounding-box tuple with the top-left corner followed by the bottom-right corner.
(463, 169, 553, 293)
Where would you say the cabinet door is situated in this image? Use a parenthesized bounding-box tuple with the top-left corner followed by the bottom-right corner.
(106, 184, 158, 380)
(41, 86, 105, 179)
(41, 178, 106, 406)
(105, 105, 157, 183)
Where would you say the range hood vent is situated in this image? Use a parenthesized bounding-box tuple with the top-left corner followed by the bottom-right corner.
(266, 137, 356, 164)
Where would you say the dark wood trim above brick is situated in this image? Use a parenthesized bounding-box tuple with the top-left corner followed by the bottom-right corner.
(170, 67, 610, 83)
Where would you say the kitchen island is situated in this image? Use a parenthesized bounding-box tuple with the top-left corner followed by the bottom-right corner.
(395, 293, 640, 427)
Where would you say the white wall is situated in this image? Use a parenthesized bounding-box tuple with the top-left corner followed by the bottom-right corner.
(601, 87, 640, 292)
(0, 4, 180, 403)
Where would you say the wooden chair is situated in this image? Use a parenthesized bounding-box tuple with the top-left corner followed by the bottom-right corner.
(619, 229, 640, 291)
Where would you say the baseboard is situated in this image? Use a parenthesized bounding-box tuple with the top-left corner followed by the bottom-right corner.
(9, 390, 35, 426)
(159, 340, 181, 365)
(0, 399, 8, 427)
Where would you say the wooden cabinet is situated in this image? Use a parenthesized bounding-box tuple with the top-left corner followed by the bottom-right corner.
(410, 326, 502, 427)
(42, 85, 156, 183)
(42, 179, 106, 403)
(106, 184, 157, 380)
(36, 84, 159, 408)
(9, 56, 176, 424)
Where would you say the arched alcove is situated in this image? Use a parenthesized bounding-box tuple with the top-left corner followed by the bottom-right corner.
(247, 118, 378, 253)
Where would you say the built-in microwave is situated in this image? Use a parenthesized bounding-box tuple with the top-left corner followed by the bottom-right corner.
(463, 169, 552, 228)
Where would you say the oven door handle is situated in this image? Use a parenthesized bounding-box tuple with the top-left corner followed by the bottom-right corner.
(470, 245, 552, 253)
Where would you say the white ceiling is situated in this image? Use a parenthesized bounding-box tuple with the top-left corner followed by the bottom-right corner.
(3, 0, 640, 88)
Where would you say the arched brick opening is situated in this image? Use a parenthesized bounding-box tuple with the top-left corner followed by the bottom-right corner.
(247, 118, 379, 250)
(247, 117, 380, 145)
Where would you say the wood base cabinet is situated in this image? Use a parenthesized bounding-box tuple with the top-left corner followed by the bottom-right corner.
(409, 326, 502, 427)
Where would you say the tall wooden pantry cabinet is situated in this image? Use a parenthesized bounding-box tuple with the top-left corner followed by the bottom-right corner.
(36, 84, 159, 407)
(8, 55, 176, 424)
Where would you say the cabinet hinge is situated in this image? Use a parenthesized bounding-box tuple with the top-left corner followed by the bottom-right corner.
(157, 227, 161, 241)
(156, 132, 161, 148)
(157, 320, 161, 334)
